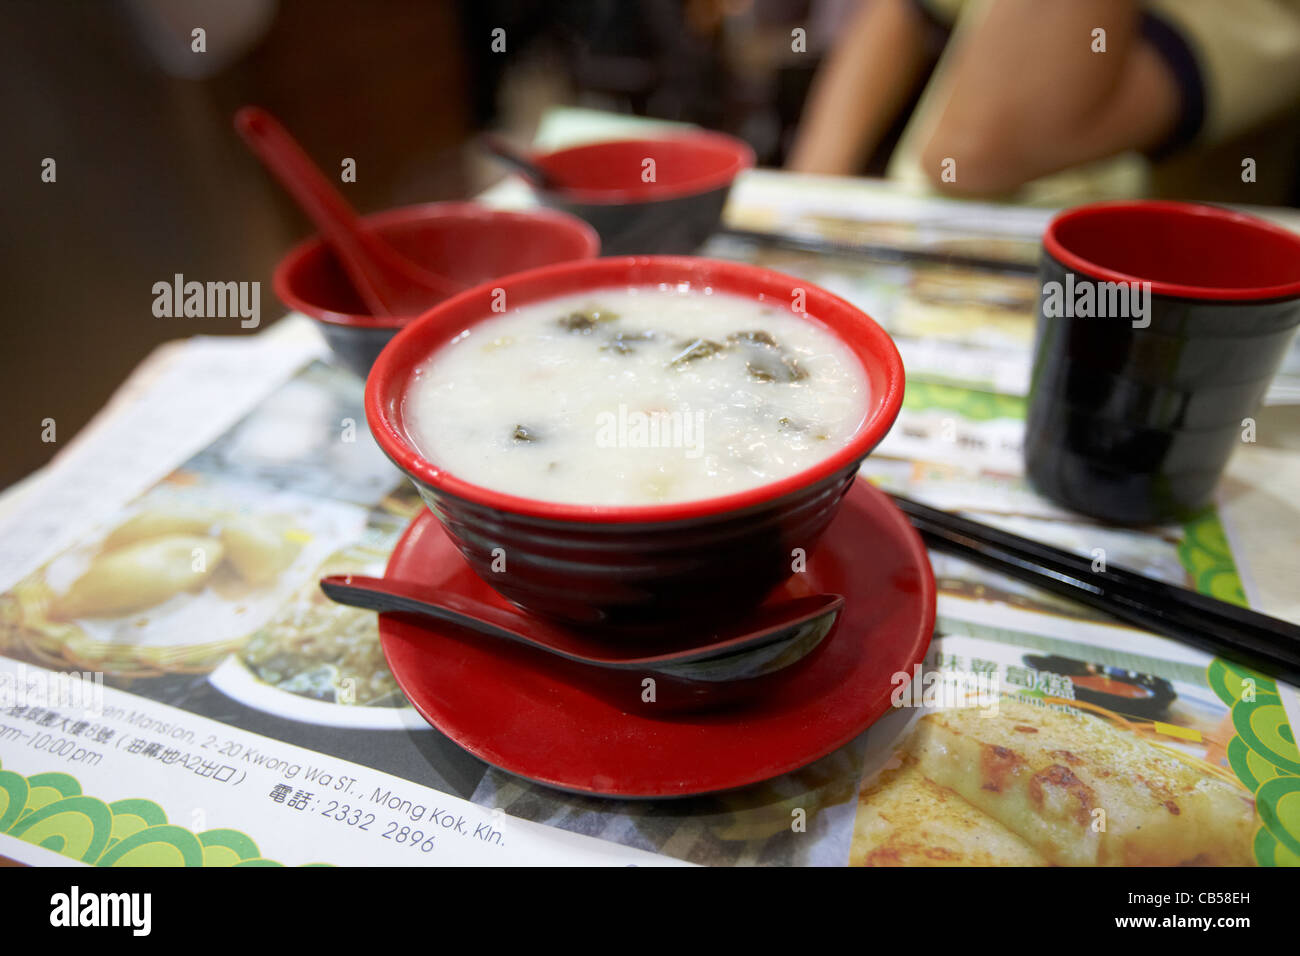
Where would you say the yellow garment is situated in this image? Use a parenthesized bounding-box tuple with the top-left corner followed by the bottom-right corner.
(889, 0, 1300, 203)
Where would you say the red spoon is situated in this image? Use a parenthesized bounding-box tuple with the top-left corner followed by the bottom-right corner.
(235, 106, 465, 316)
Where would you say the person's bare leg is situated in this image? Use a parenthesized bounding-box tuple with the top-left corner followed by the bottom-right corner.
(918, 0, 1180, 195)
(786, 0, 932, 175)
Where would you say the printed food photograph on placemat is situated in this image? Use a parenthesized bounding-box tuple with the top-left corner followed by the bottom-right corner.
(851, 694, 1256, 867)
(0, 471, 365, 679)
(183, 361, 401, 509)
(206, 505, 424, 729)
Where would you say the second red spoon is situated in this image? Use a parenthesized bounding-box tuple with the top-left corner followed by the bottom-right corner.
(235, 105, 465, 316)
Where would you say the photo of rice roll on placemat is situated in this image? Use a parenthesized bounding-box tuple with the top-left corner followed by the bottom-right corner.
(852, 695, 1256, 866)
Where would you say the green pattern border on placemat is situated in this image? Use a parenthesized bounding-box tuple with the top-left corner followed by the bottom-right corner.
(1179, 508, 1250, 607)
(1206, 661, 1300, 866)
(0, 758, 330, 866)
(1174, 505, 1299, 865)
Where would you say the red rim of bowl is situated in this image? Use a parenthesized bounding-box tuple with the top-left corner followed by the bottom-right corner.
(365, 255, 905, 525)
(272, 201, 601, 330)
(534, 133, 755, 205)
(1043, 200, 1300, 302)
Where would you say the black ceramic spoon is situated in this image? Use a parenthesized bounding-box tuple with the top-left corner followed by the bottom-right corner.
(320, 574, 843, 683)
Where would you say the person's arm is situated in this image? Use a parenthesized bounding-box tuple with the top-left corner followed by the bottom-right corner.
(786, 0, 933, 175)
(917, 0, 1180, 195)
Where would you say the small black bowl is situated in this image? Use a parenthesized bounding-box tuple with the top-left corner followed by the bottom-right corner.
(530, 133, 754, 256)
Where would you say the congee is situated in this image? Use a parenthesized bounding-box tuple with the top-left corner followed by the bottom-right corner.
(404, 285, 870, 505)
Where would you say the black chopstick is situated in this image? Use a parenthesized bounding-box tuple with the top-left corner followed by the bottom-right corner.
(718, 227, 1040, 276)
(889, 492, 1300, 685)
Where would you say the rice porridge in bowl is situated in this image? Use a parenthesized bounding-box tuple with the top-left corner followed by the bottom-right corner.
(403, 286, 871, 506)
(366, 256, 904, 629)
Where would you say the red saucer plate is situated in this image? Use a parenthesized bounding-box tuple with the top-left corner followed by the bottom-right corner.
(378, 479, 936, 798)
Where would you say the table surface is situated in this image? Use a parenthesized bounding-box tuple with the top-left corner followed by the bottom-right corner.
(2, 107, 1298, 868)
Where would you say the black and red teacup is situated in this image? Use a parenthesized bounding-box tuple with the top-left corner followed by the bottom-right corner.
(1025, 201, 1300, 525)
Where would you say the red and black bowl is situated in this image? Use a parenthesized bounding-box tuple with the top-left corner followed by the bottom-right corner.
(530, 133, 754, 256)
(274, 202, 599, 378)
(1026, 200, 1300, 525)
(365, 256, 905, 633)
